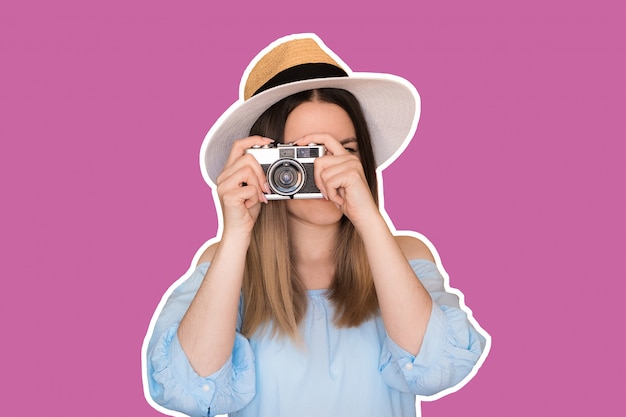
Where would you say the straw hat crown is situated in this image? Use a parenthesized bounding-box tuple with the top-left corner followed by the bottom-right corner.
(243, 38, 344, 100)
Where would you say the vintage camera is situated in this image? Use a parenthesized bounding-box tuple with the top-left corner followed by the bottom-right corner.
(245, 143, 325, 199)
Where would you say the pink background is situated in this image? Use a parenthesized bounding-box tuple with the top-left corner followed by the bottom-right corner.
(2, 1, 624, 416)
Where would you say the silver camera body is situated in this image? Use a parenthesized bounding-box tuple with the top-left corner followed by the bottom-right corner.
(245, 143, 325, 200)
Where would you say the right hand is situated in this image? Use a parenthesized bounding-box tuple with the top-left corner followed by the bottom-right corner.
(216, 136, 273, 236)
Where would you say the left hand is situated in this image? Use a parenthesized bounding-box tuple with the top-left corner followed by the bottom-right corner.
(294, 134, 379, 226)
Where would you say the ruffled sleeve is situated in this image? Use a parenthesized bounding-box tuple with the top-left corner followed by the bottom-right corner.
(379, 259, 486, 396)
(145, 263, 256, 416)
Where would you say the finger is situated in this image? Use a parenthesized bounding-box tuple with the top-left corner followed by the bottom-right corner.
(222, 183, 263, 211)
(242, 185, 263, 209)
(223, 136, 274, 170)
(313, 154, 360, 200)
(218, 153, 270, 196)
(319, 167, 347, 207)
(218, 160, 262, 190)
(223, 179, 266, 206)
(218, 162, 268, 203)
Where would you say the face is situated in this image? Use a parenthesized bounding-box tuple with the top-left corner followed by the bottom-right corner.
(282, 100, 358, 227)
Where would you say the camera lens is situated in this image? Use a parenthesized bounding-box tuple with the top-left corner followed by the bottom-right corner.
(279, 170, 294, 185)
(268, 159, 305, 196)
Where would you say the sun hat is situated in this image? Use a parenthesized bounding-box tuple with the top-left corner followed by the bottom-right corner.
(200, 33, 421, 187)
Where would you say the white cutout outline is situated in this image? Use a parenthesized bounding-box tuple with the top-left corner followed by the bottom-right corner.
(141, 33, 492, 417)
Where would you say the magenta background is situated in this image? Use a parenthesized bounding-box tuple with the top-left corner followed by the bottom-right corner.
(1, 0, 624, 416)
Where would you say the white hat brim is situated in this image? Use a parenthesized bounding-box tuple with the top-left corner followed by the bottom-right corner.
(200, 73, 420, 187)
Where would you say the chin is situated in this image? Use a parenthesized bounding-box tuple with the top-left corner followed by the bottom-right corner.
(286, 198, 344, 226)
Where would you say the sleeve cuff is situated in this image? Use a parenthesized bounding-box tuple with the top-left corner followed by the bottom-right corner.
(149, 326, 255, 416)
(379, 302, 447, 393)
(380, 301, 484, 396)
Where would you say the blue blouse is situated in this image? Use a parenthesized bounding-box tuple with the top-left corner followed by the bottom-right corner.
(146, 259, 486, 417)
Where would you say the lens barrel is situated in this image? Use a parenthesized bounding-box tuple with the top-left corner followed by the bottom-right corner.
(267, 159, 306, 196)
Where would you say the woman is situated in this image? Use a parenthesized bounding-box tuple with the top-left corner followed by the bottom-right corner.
(144, 34, 489, 417)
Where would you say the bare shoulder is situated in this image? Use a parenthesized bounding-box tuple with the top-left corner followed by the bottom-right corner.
(197, 241, 220, 265)
(394, 234, 436, 262)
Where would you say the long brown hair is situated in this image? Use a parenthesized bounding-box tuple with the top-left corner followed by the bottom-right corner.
(241, 89, 379, 339)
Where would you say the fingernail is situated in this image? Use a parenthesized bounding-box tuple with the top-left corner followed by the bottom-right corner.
(263, 182, 271, 193)
(335, 203, 341, 210)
